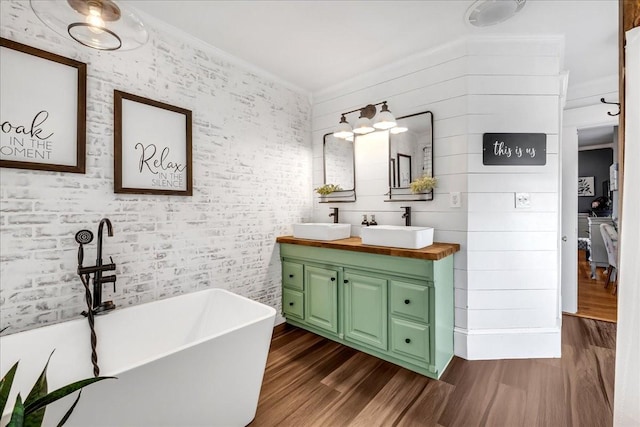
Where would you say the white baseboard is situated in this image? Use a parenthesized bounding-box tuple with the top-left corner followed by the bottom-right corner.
(454, 326, 561, 360)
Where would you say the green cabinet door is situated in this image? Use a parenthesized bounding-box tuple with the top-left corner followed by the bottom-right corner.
(305, 265, 339, 334)
(344, 271, 388, 350)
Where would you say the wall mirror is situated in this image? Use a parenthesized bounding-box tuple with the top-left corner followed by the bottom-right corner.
(387, 111, 434, 201)
(321, 133, 356, 202)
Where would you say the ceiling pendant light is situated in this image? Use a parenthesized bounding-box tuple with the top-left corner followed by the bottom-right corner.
(373, 102, 397, 130)
(333, 115, 354, 139)
(30, 0, 148, 51)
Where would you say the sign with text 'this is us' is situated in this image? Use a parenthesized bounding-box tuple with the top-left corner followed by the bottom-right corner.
(482, 133, 546, 166)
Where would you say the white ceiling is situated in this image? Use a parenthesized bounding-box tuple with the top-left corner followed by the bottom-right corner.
(578, 125, 616, 148)
(130, 0, 618, 96)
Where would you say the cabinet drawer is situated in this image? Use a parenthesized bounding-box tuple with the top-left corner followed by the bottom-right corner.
(283, 289, 304, 319)
(282, 261, 303, 290)
(390, 318, 430, 365)
(389, 280, 429, 323)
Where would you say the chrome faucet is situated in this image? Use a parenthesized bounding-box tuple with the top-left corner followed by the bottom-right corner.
(77, 218, 117, 314)
(329, 207, 339, 224)
(401, 206, 411, 226)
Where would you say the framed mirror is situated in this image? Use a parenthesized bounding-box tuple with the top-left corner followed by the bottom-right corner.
(387, 111, 434, 202)
(321, 133, 356, 202)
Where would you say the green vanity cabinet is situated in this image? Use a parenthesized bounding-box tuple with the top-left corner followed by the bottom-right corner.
(305, 265, 339, 334)
(344, 271, 388, 351)
(278, 241, 456, 379)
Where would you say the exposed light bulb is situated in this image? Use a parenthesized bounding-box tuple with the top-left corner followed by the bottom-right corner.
(86, 5, 105, 34)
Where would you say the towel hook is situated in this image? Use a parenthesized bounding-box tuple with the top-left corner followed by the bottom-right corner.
(600, 98, 620, 116)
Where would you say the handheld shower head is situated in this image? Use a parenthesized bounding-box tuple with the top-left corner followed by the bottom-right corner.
(75, 230, 94, 245)
(75, 229, 94, 267)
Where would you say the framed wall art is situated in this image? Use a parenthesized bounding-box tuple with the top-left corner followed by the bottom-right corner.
(0, 38, 86, 173)
(578, 176, 595, 197)
(114, 90, 192, 196)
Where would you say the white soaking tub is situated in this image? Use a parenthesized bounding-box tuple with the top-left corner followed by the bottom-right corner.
(0, 289, 276, 426)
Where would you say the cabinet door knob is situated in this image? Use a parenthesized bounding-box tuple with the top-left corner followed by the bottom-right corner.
(289, 302, 294, 306)
(404, 299, 410, 304)
(405, 338, 411, 344)
(344, 279, 349, 283)
(289, 274, 294, 278)
(330, 277, 336, 281)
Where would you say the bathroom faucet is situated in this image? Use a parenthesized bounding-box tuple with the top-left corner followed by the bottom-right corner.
(77, 218, 117, 314)
(329, 207, 339, 223)
(401, 206, 411, 226)
(94, 218, 116, 312)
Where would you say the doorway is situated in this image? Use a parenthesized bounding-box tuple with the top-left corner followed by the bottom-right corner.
(564, 123, 618, 323)
(574, 126, 618, 322)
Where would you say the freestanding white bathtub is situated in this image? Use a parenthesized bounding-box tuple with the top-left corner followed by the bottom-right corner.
(0, 289, 276, 426)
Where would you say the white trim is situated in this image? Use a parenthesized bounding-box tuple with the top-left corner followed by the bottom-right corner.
(455, 326, 561, 360)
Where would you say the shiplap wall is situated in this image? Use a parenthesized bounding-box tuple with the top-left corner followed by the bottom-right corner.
(312, 36, 564, 359)
(0, 0, 311, 334)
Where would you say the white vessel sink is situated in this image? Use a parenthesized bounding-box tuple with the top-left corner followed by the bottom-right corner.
(361, 225, 434, 249)
(293, 223, 351, 241)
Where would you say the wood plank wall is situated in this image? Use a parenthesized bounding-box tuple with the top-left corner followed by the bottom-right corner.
(311, 36, 564, 359)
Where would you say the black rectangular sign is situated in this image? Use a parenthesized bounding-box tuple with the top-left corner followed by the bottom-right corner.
(482, 133, 546, 166)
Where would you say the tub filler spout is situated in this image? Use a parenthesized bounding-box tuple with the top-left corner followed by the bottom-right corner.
(75, 218, 117, 315)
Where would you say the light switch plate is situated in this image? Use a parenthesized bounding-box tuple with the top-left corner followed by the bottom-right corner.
(450, 192, 461, 208)
(515, 192, 531, 209)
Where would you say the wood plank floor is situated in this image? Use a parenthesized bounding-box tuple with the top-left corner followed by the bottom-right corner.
(567, 250, 617, 323)
(250, 316, 616, 427)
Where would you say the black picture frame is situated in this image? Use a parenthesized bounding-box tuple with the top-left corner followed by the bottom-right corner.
(0, 38, 86, 173)
(114, 90, 193, 196)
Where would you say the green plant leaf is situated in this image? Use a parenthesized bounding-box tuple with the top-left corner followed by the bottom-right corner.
(24, 377, 115, 416)
(56, 390, 82, 427)
(7, 393, 24, 427)
(23, 352, 55, 427)
(0, 361, 19, 417)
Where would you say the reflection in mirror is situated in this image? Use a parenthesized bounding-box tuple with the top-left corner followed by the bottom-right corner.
(387, 111, 434, 201)
(321, 133, 356, 202)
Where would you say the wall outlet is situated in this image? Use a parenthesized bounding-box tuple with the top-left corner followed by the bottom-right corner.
(515, 192, 531, 209)
(450, 192, 461, 208)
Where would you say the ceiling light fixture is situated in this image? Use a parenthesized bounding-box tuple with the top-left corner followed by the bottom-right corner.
(333, 101, 397, 139)
(465, 0, 526, 27)
(30, 0, 148, 51)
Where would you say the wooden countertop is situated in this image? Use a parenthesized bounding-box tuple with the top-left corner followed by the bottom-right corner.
(276, 236, 460, 261)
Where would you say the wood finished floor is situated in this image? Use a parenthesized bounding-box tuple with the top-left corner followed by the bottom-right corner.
(250, 316, 616, 427)
(568, 250, 618, 323)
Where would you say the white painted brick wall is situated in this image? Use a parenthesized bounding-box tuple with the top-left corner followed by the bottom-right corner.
(0, 0, 312, 334)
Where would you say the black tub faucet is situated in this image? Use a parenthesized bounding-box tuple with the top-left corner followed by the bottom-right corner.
(401, 206, 411, 226)
(77, 218, 117, 314)
(329, 207, 339, 224)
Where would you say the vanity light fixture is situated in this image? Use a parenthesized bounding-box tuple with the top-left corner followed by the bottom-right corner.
(333, 101, 397, 139)
(30, 0, 148, 51)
